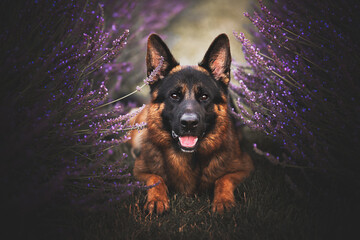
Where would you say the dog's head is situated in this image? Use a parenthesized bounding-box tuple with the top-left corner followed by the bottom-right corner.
(146, 34, 231, 153)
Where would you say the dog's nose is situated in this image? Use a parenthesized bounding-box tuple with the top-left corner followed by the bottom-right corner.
(180, 113, 199, 129)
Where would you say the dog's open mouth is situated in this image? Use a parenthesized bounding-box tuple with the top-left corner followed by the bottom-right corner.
(172, 131, 198, 153)
(179, 136, 198, 149)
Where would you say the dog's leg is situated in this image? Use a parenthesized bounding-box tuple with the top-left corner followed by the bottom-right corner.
(212, 170, 251, 214)
(136, 173, 169, 214)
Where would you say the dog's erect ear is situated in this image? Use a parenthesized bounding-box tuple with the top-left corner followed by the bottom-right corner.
(146, 34, 179, 83)
(199, 34, 231, 86)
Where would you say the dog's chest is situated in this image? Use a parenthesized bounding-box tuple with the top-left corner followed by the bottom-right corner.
(165, 152, 216, 194)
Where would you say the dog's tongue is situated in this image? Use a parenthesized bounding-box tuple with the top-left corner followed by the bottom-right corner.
(179, 136, 198, 148)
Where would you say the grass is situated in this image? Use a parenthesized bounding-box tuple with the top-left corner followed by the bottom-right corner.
(14, 147, 359, 240)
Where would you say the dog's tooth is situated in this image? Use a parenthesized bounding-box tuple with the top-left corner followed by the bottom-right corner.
(172, 130, 179, 139)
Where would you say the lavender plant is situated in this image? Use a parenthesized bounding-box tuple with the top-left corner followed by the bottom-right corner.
(0, 0, 185, 211)
(232, 0, 359, 170)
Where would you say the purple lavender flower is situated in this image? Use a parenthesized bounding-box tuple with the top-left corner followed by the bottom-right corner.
(232, 0, 360, 170)
(0, 0, 187, 213)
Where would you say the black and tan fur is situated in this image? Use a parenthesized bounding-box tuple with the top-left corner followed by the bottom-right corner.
(129, 33, 253, 214)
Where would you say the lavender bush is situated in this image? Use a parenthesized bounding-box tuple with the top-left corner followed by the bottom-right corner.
(232, 0, 359, 170)
(0, 0, 186, 213)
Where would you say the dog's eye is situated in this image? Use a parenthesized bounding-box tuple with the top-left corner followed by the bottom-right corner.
(199, 94, 208, 101)
(170, 93, 180, 100)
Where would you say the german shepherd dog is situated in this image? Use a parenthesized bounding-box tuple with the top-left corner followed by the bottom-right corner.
(130, 33, 253, 214)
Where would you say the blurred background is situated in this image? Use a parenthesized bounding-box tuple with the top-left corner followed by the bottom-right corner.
(163, 0, 252, 66)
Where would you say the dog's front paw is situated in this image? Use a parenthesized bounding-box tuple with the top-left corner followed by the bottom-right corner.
(145, 180, 169, 215)
(145, 196, 170, 215)
(212, 195, 235, 214)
